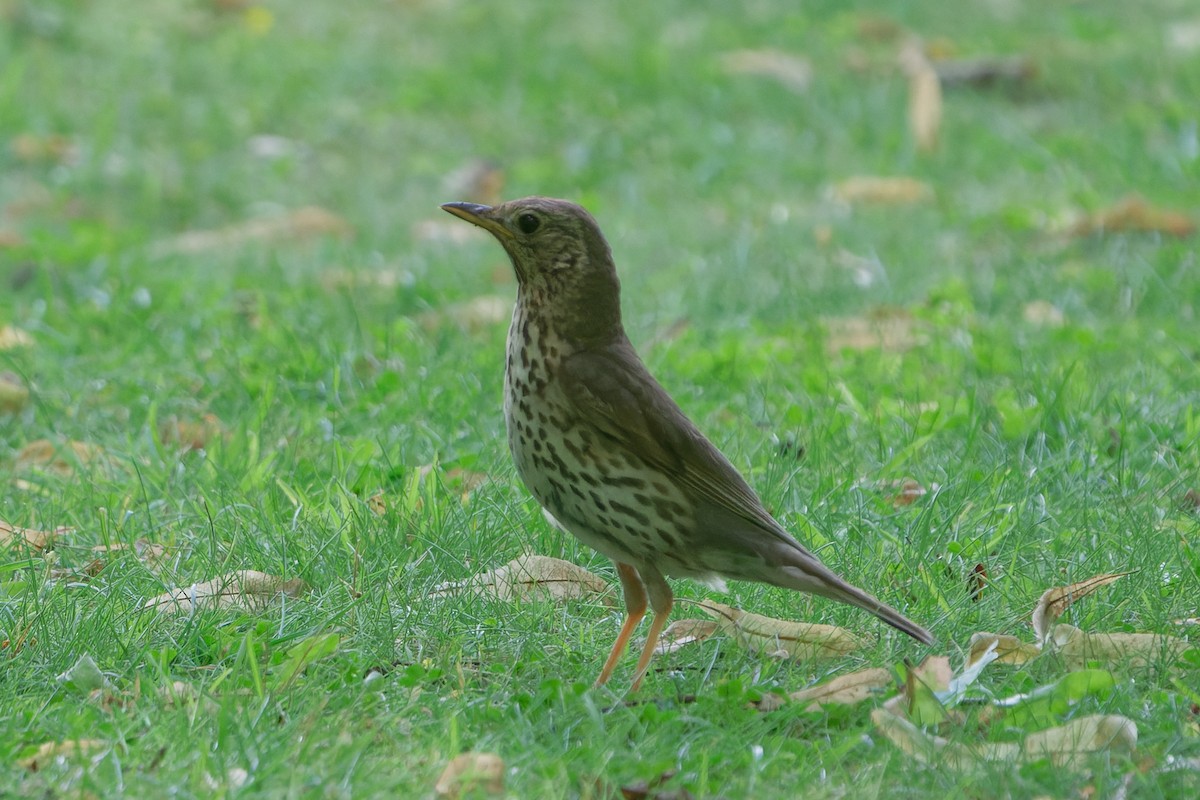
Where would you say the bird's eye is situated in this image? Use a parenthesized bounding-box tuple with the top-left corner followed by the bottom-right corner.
(516, 213, 540, 234)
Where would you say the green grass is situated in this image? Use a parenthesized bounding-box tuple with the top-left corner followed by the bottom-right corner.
(2, 0, 1199, 796)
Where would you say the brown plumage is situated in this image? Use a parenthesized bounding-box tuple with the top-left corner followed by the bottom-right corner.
(441, 196, 933, 689)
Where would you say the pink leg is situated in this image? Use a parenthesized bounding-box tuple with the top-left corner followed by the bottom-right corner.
(594, 563, 647, 688)
(629, 566, 674, 691)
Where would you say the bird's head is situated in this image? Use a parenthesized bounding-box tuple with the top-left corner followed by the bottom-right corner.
(441, 196, 623, 343)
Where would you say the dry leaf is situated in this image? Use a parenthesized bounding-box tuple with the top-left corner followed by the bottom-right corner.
(872, 705, 1019, 768)
(1032, 572, 1132, 644)
(434, 752, 505, 798)
(968, 563, 988, 602)
(367, 491, 388, 516)
(418, 296, 511, 333)
(822, 313, 928, 354)
(0, 519, 72, 550)
(18, 739, 108, 771)
(654, 619, 719, 655)
(1066, 195, 1195, 238)
(13, 438, 108, 477)
(1022, 715, 1138, 769)
(0, 324, 34, 350)
(89, 540, 169, 573)
(967, 633, 1042, 668)
(899, 43, 942, 152)
(143, 570, 308, 614)
(932, 56, 1036, 87)
(719, 49, 812, 93)
(10, 134, 77, 165)
(442, 159, 506, 207)
(832, 176, 933, 205)
(1049, 624, 1190, 668)
(159, 413, 228, 451)
(1023, 300, 1065, 327)
(699, 600, 864, 660)
(151, 206, 353, 256)
(0, 371, 30, 413)
(880, 478, 930, 506)
(431, 555, 609, 604)
(789, 667, 893, 711)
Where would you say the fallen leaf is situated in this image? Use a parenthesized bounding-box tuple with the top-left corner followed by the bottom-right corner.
(654, 619, 719, 654)
(718, 49, 812, 93)
(88, 540, 169, 574)
(367, 491, 388, 515)
(10, 134, 77, 165)
(441, 159, 506, 207)
(789, 667, 893, 711)
(1022, 715, 1138, 769)
(0, 519, 72, 550)
(431, 555, 610, 604)
(434, 752, 505, 798)
(1032, 572, 1133, 644)
(832, 176, 933, 205)
(0, 325, 34, 350)
(1023, 300, 1065, 327)
(417, 296, 511, 333)
(699, 600, 865, 660)
(899, 42, 942, 152)
(0, 372, 30, 413)
(1049, 624, 1190, 668)
(17, 739, 108, 771)
(143, 570, 308, 614)
(159, 414, 228, 451)
(151, 206, 353, 257)
(1065, 195, 1195, 238)
(966, 633, 1042, 668)
(900, 655, 952, 725)
(822, 313, 928, 354)
(872, 705, 1019, 768)
(968, 563, 987, 602)
(13, 438, 109, 478)
(932, 55, 1036, 87)
(881, 478, 931, 506)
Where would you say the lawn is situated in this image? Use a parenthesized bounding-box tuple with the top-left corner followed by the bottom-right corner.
(2, 0, 1199, 797)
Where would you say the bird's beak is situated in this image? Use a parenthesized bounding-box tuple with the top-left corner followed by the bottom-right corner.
(440, 202, 514, 240)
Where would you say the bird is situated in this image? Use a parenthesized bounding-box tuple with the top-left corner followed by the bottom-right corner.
(440, 196, 933, 689)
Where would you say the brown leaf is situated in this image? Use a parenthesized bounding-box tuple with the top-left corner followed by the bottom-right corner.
(699, 600, 865, 660)
(719, 49, 812, 93)
(18, 739, 108, 771)
(1021, 715, 1138, 769)
(13, 438, 109, 477)
(143, 570, 308, 614)
(0, 371, 30, 414)
(822, 313, 928, 354)
(789, 667, 893, 711)
(159, 413, 228, 451)
(872, 705, 1019, 768)
(1066, 195, 1195, 238)
(832, 176, 933, 205)
(1032, 572, 1133, 644)
(879, 477, 931, 506)
(417, 296, 511, 333)
(654, 619, 719, 655)
(932, 56, 1036, 87)
(899, 43, 942, 152)
(1023, 300, 1065, 327)
(0, 519, 72, 550)
(151, 206, 353, 256)
(434, 752, 505, 798)
(0, 325, 34, 350)
(441, 159, 506, 207)
(966, 633, 1042, 668)
(431, 555, 610, 604)
(10, 134, 77, 165)
(90, 540, 169, 573)
(1049, 624, 1190, 668)
(968, 563, 988, 602)
(367, 491, 388, 516)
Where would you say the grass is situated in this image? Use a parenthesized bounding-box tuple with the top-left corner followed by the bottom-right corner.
(2, 0, 1199, 796)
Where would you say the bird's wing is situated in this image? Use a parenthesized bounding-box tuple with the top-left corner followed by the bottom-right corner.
(560, 342, 811, 553)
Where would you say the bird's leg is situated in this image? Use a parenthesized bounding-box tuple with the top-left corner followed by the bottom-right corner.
(629, 567, 674, 691)
(594, 562, 647, 688)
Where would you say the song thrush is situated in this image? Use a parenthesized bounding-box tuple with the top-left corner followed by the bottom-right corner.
(441, 196, 933, 689)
